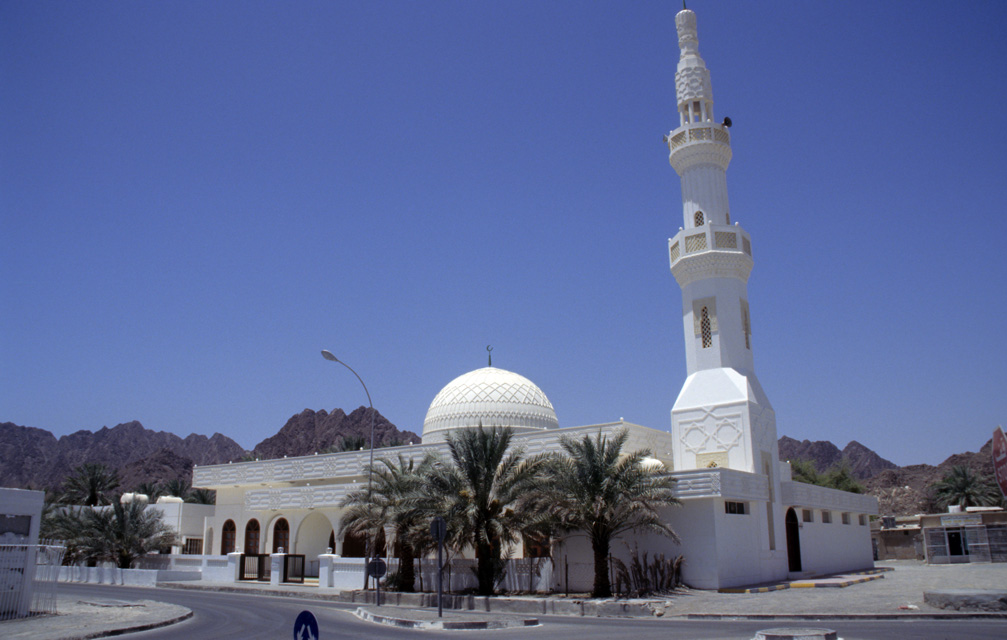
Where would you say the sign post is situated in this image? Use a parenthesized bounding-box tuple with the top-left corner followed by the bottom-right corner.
(367, 557, 387, 607)
(993, 426, 1007, 500)
(430, 516, 447, 618)
(293, 610, 318, 640)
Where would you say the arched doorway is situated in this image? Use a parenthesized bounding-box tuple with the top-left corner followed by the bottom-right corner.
(785, 508, 802, 572)
(245, 519, 260, 554)
(295, 512, 335, 577)
(221, 520, 236, 555)
(273, 518, 290, 553)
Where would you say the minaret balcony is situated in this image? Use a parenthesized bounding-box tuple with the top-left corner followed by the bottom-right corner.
(669, 223, 753, 286)
(666, 122, 732, 173)
(666, 122, 730, 150)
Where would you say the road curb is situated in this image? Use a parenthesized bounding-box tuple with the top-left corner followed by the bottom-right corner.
(353, 607, 539, 630)
(667, 612, 1007, 621)
(65, 609, 194, 640)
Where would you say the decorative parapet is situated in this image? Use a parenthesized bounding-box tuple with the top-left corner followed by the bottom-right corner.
(515, 422, 675, 466)
(671, 467, 770, 501)
(780, 481, 880, 514)
(193, 444, 447, 489)
(195, 422, 676, 489)
(244, 484, 355, 511)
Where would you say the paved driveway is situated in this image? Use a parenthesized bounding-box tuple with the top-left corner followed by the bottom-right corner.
(656, 560, 1006, 616)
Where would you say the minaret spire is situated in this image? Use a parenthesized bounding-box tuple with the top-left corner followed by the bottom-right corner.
(666, 8, 777, 488)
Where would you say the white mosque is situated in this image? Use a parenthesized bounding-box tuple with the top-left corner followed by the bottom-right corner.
(193, 8, 877, 591)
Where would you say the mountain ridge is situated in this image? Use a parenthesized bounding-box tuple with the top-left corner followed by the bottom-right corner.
(0, 410, 419, 494)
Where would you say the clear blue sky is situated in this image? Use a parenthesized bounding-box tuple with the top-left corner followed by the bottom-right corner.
(3, 1, 1005, 466)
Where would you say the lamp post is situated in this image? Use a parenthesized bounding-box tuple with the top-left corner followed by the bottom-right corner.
(320, 350, 377, 592)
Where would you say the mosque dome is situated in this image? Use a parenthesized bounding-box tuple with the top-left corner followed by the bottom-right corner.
(422, 367, 559, 443)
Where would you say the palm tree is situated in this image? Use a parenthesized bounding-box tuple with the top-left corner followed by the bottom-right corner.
(42, 506, 89, 564)
(134, 481, 164, 502)
(187, 488, 216, 505)
(61, 463, 121, 506)
(339, 453, 438, 591)
(164, 477, 191, 500)
(537, 429, 680, 598)
(428, 426, 546, 596)
(340, 435, 369, 452)
(82, 501, 176, 568)
(932, 465, 1000, 509)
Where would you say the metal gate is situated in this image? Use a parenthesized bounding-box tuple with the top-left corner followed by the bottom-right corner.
(965, 525, 991, 562)
(239, 553, 270, 581)
(924, 527, 949, 564)
(283, 555, 305, 584)
(987, 525, 1007, 562)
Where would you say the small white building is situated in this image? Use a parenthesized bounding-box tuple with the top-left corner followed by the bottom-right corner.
(193, 7, 876, 591)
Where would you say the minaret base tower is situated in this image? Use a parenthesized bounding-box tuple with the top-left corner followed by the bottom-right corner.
(666, 8, 785, 557)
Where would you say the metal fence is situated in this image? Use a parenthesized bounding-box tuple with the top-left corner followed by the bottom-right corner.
(0, 541, 66, 621)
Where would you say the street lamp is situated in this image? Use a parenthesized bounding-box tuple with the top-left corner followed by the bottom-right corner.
(320, 350, 377, 584)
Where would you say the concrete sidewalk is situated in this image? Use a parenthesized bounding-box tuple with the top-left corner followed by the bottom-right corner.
(164, 560, 1007, 618)
(0, 596, 191, 640)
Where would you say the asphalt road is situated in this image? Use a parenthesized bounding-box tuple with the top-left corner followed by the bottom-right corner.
(59, 583, 1005, 640)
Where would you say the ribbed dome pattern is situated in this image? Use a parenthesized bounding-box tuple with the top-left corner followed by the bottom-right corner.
(422, 367, 558, 442)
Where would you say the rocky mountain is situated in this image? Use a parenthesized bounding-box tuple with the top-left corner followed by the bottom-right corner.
(118, 448, 195, 492)
(1, 407, 419, 496)
(0, 420, 247, 492)
(864, 439, 995, 516)
(777, 434, 999, 516)
(252, 406, 420, 459)
(777, 436, 898, 480)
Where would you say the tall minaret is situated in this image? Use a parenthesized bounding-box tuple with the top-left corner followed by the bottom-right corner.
(666, 8, 779, 505)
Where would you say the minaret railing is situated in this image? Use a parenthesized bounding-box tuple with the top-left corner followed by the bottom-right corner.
(666, 122, 730, 151)
(668, 223, 751, 269)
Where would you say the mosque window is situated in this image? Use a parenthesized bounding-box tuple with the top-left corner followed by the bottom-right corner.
(821, 510, 832, 524)
(841, 512, 851, 525)
(221, 520, 236, 555)
(725, 501, 747, 515)
(700, 307, 712, 348)
(273, 518, 289, 553)
(802, 509, 813, 523)
(859, 514, 867, 526)
(741, 300, 751, 350)
(726, 211, 731, 225)
(523, 534, 551, 558)
(694, 210, 705, 227)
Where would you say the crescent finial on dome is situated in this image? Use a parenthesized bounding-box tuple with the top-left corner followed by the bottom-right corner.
(486, 344, 493, 367)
